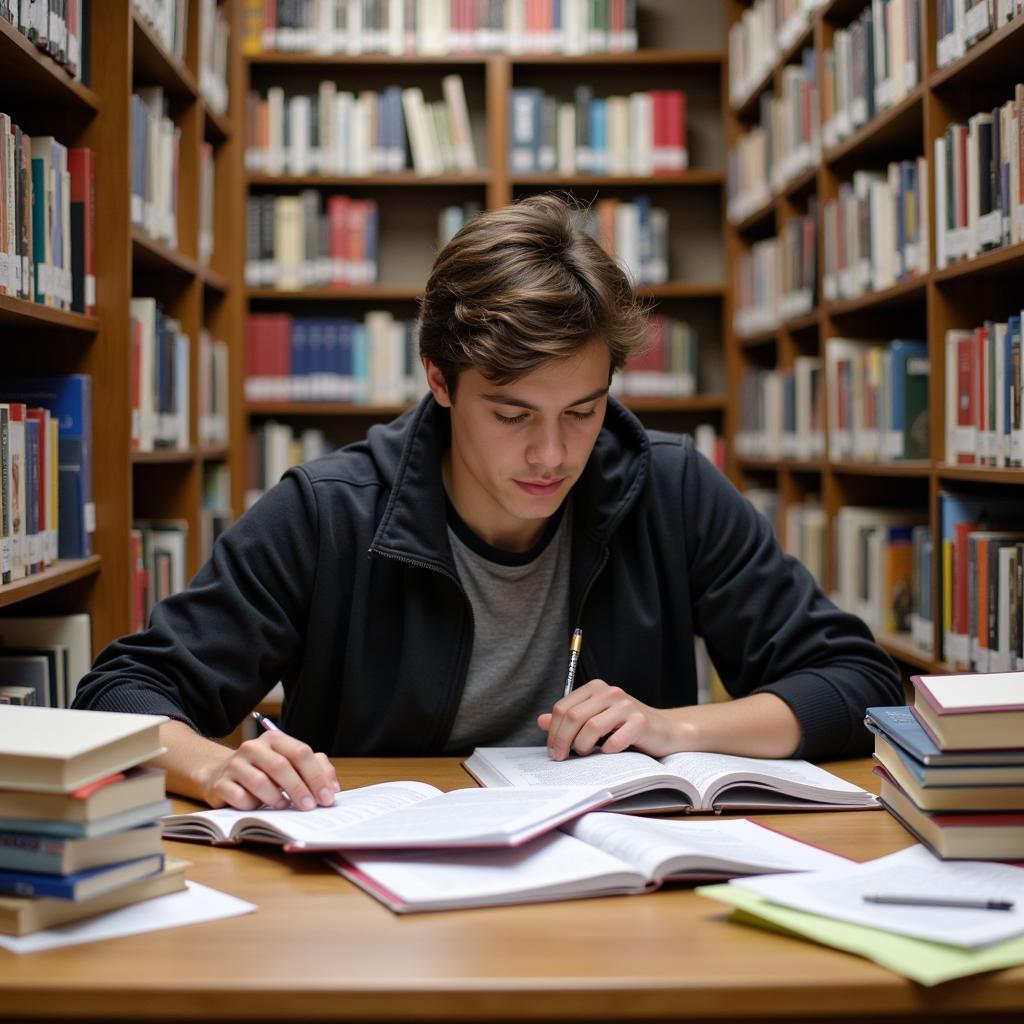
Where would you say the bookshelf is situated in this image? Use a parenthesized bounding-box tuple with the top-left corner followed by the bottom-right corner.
(0, 1, 244, 659)
(724, 0, 1024, 678)
(237, 1, 729, 497)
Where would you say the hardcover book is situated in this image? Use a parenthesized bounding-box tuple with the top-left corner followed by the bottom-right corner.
(910, 672, 1024, 750)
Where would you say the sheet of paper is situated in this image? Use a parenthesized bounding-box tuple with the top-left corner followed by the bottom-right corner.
(0, 882, 257, 954)
(730, 844, 1024, 947)
(697, 883, 1024, 987)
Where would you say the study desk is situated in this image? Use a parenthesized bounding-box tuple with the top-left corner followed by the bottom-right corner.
(2, 758, 1024, 1024)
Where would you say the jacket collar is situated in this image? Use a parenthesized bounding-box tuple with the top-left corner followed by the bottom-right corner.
(368, 393, 650, 570)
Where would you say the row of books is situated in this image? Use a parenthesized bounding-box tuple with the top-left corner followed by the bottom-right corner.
(130, 87, 182, 251)
(129, 298, 190, 453)
(200, 463, 232, 568)
(933, 84, 1024, 269)
(0, 0, 89, 83)
(825, 336, 930, 463)
(582, 197, 669, 286)
(610, 316, 700, 398)
(822, 158, 929, 302)
(733, 214, 816, 337)
(133, 0, 187, 61)
(728, 0, 827, 108)
(0, 614, 91, 708)
(197, 0, 230, 116)
(0, 118, 95, 314)
(246, 423, 331, 504)
(244, 76, 477, 178)
(245, 193, 378, 290)
(943, 316, 1023, 469)
(938, 490, 1024, 673)
(821, 0, 922, 152)
(242, 0, 640, 56)
(935, 0, 1024, 68)
(734, 357, 824, 462)
(0, 706, 182, 937)
(130, 520, 188, 631)
(867, 672, 1024, 861)
(245, 311, 424, 405)
(0, 376, 94, 585)
(508, 86, 687, 177)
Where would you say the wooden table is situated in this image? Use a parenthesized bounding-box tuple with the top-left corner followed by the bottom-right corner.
(2, 757, 1023, 1023)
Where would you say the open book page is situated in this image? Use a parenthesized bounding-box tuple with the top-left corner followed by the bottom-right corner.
(464, 748, 699, 806)
(563, 814, 852, 880)
(329, 831, 650, 913)
(655, 752, 877, 808)
(731, 845, 1024, 948)
(162, 782, 615, 849)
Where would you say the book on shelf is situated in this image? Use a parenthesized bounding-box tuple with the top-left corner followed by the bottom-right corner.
(462, 747, 878, 814)
(329, 813, 851, 915)
(67, 147, 96, 316)
(0, 706, 166, 793)
(0, 857, 188, 937)
(0, 655, 50, 709)
(0, 767, 171, 838)
(874, 765, 1024, 860)
(0, 822, 163, 875)
(0, 851, 165, 901)
(0, 614, 92, 705)
(910, 672, 1024, 751)
(161, 781, 621, 851)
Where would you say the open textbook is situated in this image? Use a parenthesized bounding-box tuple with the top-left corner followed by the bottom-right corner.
(328, 813, 851, 913)
(161, 781, 620, 850)
(464, 747, 878, 813)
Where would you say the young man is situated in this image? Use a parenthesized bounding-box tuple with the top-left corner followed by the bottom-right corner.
(72, 195, 902, 812)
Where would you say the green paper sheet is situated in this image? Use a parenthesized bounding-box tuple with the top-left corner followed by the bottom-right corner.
(696, 884, 1024, 987)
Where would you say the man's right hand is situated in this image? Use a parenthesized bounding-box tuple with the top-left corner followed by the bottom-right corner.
(154, 720, 340, 810)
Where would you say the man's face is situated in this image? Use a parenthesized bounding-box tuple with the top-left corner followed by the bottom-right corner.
(425, 339, 612, 552)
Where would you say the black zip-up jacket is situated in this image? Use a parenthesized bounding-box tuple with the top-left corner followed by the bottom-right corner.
(73, 396, 901, 760)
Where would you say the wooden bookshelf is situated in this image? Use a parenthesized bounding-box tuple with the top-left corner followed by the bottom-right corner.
(0, 1, 244, 659)
(238, 0, 730, 486)
(724, 0, 1024, 677)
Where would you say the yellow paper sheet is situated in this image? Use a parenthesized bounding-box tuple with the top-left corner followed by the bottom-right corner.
(696, 884, 1024, 987)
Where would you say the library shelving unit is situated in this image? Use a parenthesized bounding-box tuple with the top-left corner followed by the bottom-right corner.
(723, 0, 1024, 677)
(0, 1, 244, 658)
(239, 0, 729, 463)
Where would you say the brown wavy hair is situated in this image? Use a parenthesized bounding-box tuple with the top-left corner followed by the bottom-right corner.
(418, 193, 649, 394)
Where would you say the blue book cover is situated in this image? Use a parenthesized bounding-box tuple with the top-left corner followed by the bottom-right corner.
(866, 706, 1024, 767)
(589, 97, 606, 174)
(0, 375, 93, 558)
(888, 339, 927, 459)
(0, 853, 164, 900)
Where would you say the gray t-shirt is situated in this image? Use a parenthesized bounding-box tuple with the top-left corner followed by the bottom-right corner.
(443, 501, 572, 752)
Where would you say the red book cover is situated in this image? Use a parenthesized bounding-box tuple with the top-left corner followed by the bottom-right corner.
(649, 90, 667, 174)
(328, 195, 349, 287)
(67, 147, 95, 316)
(956, 332, 976, 464)
(952, 519, 979, 650)
(595, 198, 618, 257)
(975, 324, 988, 464)
(348, 200, 367, 285)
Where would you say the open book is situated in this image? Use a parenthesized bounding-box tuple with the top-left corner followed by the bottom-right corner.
(328, 813, 851, 913)
(160, 781, 619, 850)
(463, 747, 878, 813)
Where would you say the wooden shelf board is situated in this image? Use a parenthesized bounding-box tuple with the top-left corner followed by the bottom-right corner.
(876, 632, 934, 671)
(737, 327, 779, 349)
(0, 295, 99, 333)
(781, 164, 817, 203)
(823, 85, 924, 167)
(203, 102, 232, 142)
(0, 557, 102, 609)
(736, 456, 782, 471)
(199, 446, 230, 461)
(935, 463, 1024, 484)
(202, 267, 230, 295)
(639, 282, 726, 299)
(731, 65, 774, 121)
(829, 460, 931, 477)
(825, 275, 927, 317)
(247, 401, 411, 416)
(132, 227, 199, 277)
(247, 53, 490, 66)
(621, 394, 727, 413)
(780, 459, 824, 473)
(247, 50, 725, 67)
(132, 10, 198, 97)
(512, 170, 724, 187)
(731, 197, 776, 235)
(932, 240, 1024, 284)
(930, 15, 1024, 91)
(247, 172, 491, 186)
(0, 17, 100, 112)
(784, 308, 820, 334)
(131, 449, 202, 465)
(511, 49, 726, 66)
(248, 285, 422, 301)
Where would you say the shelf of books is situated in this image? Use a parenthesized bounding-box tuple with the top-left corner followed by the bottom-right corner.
(0, 0, 243, 709)
(725, 0, 1024, 681)
(237, 0, 730, 507)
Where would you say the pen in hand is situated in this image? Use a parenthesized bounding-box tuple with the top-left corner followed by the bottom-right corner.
(863, 894, 1015, 911)
(251, 710, 282, 734)
(562, 628, 584, 699)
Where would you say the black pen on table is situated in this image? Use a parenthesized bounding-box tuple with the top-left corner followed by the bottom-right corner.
(562, 628, 584, 699)
(863, 894, 1015, 911)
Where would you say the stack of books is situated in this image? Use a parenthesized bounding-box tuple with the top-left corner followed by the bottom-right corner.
(866, 671, 1024, 860)
(0, 706, 185, 936)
